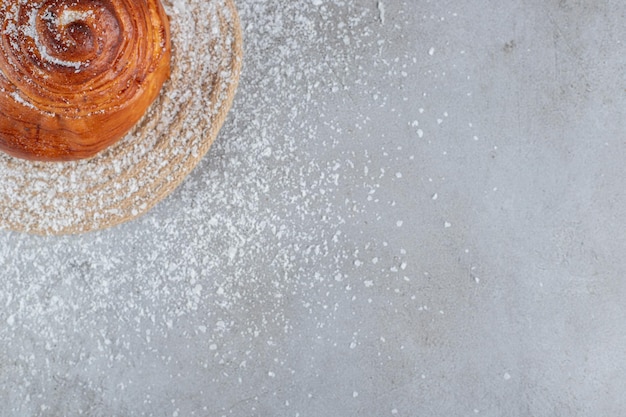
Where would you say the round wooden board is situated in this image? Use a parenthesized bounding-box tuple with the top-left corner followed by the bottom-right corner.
(0, 0, 243, 235)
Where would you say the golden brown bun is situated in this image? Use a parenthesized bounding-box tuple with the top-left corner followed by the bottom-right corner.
(0, 0, 171, 161)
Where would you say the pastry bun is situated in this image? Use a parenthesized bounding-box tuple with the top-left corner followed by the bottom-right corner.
(0, 0, 171, 161)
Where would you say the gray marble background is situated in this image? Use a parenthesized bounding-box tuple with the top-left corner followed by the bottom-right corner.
(1, 0, 626, 415)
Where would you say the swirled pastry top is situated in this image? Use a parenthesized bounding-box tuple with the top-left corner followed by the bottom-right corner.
(0, 0, 171, 161)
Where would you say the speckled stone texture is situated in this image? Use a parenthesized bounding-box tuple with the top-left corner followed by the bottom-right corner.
(1, 0, 626, 416)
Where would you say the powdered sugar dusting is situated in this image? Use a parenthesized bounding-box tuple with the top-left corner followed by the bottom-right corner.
(0, 0, 500, 415)
(57, 9, 93, 26)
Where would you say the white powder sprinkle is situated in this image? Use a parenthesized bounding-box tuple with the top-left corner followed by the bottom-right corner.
(58, 9, 93, 26)
(377, 1, 385, 25)
(0, 0, 482, 415)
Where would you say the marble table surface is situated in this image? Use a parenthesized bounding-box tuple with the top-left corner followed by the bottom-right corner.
(1, 0, 625, 415)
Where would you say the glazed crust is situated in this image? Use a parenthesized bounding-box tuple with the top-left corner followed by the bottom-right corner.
(0, 0, 171, 161)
